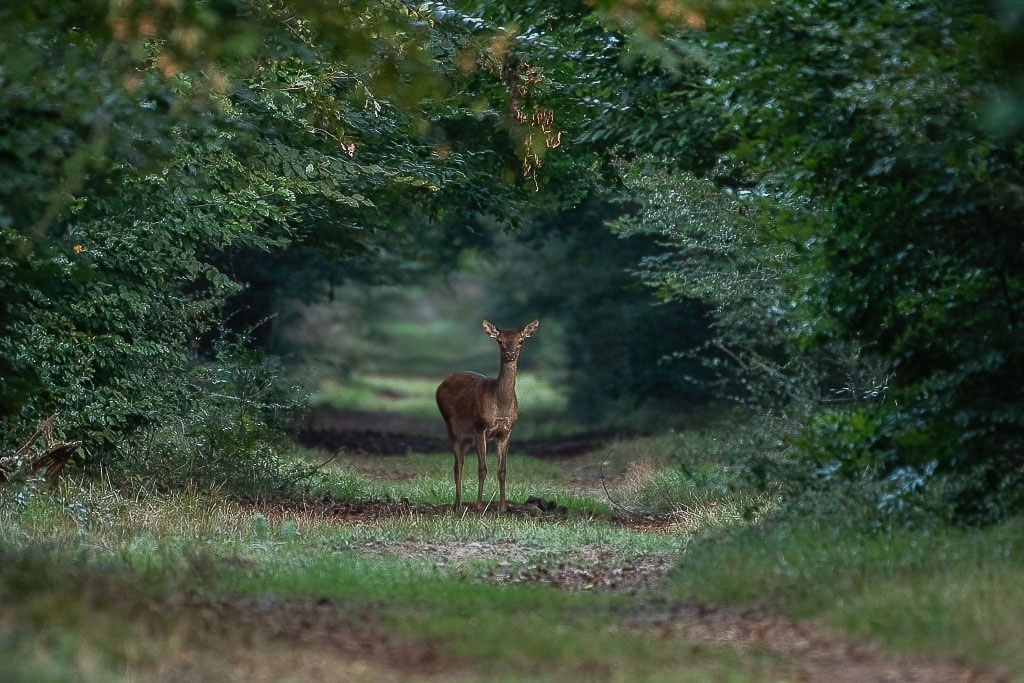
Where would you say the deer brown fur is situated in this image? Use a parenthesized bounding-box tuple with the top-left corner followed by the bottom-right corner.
(436, 319, 539, 512)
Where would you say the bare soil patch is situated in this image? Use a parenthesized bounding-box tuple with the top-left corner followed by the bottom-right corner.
(354, 537, 675, 591)
(487, 554, 675, 592)
(358, 538, 534, 566)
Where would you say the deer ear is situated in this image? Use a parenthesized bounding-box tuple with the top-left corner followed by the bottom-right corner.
(522, 319, 539, 337)
(482, 320, 500, 338)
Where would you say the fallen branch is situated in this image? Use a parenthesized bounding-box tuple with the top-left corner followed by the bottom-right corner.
(1, 413, 82, 485)
(278, 449, 342, 490)
(29, 440, 83, 483)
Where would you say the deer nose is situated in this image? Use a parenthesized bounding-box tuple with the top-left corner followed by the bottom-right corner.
(503, 351, 518, 362)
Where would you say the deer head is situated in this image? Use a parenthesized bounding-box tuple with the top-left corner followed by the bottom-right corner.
(482, 319, 539, 363)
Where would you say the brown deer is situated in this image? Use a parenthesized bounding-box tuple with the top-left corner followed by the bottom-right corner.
(436, 319, 539, 513)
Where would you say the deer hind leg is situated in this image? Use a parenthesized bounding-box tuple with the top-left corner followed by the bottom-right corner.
(497, 437, 510, 513)
(474, 432, 488, 509)
(451, 435, 468, 511)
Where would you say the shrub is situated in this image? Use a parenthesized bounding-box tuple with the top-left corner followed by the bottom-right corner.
(105, 339, 308, 497)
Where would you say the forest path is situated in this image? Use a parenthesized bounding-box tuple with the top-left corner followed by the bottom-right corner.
(279, 406, 1003, 682)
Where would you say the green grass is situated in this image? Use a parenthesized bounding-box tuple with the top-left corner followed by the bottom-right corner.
(319, 450, 617, 514)
(592, 433, 782, 532)
(4, 431, 1024, 680)
(302, 514, 682, 561)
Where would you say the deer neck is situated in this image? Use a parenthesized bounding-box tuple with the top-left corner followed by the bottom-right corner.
(494, 360, 519, 413)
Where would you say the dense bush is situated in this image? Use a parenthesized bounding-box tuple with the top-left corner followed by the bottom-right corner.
(707, 0, 1024, 521)
(104, 339, 306, 496)
(520, 0, 1024, 520)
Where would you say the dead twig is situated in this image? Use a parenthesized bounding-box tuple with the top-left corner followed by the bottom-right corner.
(16, 412, 59, 456)
(309, 450, 340, 473)
(279, 449, 342, 490)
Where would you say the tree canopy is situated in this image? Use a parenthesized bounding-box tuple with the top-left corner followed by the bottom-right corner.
(2, 0, 1021, 519)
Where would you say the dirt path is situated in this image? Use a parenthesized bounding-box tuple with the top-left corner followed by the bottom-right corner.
(181, 583, 1000, 682)
(281, 407, 1006, 681)
(241, 501, 1002, 680)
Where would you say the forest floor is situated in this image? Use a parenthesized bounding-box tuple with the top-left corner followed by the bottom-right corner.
(1, 405, 1017, 681)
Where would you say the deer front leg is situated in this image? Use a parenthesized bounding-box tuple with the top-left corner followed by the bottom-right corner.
(475, 433, 487, 510)
(497, 437, 510, 513)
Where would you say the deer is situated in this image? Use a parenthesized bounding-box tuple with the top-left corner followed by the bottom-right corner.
(435, 319, 539, 513)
